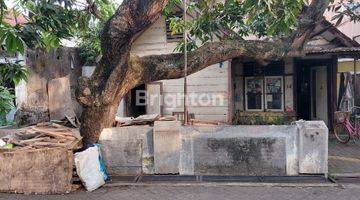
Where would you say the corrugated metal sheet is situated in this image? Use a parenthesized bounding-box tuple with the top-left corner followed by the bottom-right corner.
(305, 47, 360, 55)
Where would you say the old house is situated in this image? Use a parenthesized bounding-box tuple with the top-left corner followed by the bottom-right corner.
(11, 7, 359, 132)
(121, 15, 359, 130)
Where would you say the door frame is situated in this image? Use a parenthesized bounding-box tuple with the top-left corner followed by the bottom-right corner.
(294, 57, 337, 130)
(310, 66, 329, 125)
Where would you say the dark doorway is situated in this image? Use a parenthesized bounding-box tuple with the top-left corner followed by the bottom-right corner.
(295, 59, 335, 127)
(296, 62, 312, 121)
(125, 84, 146, 117)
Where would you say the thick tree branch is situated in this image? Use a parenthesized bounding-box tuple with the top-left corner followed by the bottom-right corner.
(129, 39, 288, 83)
(85, 0, 105, 21)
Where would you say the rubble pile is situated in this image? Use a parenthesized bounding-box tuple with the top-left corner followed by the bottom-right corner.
(0, 122, 82, 152)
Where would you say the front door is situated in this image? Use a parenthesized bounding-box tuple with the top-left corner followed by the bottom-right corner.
(311, 66, 329, 125)
(296, 59, 332, 127)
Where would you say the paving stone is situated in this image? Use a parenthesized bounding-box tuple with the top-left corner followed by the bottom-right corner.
(1, 185, 360, 200)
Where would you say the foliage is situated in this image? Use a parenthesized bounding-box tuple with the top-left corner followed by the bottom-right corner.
(0, 0, 115, 121)
(0, 60, 29, 85)
(77, 23, 103, 65)
(165, 0, 304, 52)
(76, 0, 117, 65)
(0, 86, 15, 126)
(165, 0, 360, 52)
(329, 0, 360, 25)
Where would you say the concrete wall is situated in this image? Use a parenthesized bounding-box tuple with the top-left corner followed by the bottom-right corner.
(99, 126, 154, 175)
(99, 121, 328, 176)
(180, 125, 298, 176)
(15, 48, 83, 125)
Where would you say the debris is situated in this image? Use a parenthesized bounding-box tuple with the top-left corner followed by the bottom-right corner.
(114, 116, 134, 126)
(190, 119, 223, 125)
(5, 122, 82, 151)
(51, 115, 80, 128)
(158, 116, 176, 121)
(0, 122, 82, 194)
(116, 114, 160, 127)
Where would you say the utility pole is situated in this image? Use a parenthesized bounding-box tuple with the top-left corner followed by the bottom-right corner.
(183, 0, 188, 125)
(354, 57, 358, 106)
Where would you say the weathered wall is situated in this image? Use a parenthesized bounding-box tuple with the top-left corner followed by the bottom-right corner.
(0, 148, 73, 194)
(99, 126, 154, 175)
(15, 47, 83, 125)
(130, 17, 230, 122)
(153, 121, 181, 174)
(180, 125, 299, 176)
(99, 121, 328, 176)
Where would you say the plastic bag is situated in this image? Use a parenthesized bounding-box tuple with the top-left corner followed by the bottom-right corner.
(75, 144, 108, 191)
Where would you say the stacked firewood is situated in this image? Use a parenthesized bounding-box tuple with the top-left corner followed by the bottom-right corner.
(4, 122, 82, 151)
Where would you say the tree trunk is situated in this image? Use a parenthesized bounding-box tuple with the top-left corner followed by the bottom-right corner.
(80, 103, 120, 145)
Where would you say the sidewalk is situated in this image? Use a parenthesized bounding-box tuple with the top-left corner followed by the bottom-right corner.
(329, 138, 360, 175)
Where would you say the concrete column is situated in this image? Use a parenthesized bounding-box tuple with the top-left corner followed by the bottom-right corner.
(153, 121, 181, 174)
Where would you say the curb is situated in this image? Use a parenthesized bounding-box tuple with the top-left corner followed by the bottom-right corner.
(104, 181, 339, 188)
(330, 173, 360, 178)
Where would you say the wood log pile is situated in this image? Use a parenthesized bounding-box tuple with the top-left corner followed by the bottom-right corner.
(1, 122, 82, 152)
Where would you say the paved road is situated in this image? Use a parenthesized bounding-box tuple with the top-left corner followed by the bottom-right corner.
(328, 138, 360, 174)
(1, 185, 360, 200)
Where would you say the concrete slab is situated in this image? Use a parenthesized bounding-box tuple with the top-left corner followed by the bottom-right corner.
(297, 121, 328, 175)
(179, 127, 194, 175)
(48, 76, 76, 120)
(180, 125, 298, 176)
(153, 121, 181, 174)
(99, 126, 153, 175)
(193, 137, 287, 176)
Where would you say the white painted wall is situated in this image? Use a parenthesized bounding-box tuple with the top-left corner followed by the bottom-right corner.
(130, 16, 229, 122)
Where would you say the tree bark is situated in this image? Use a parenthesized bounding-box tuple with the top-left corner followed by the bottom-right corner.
(77, 0, 330, 145)
(76, 0, 169, 144)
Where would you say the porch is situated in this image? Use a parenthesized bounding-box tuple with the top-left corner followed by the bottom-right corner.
(230, 49, 359, 131)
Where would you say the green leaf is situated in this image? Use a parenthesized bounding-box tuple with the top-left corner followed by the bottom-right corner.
(5, 33, 17, 54)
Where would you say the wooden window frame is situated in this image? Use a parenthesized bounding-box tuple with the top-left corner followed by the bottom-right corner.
(264, 76, 284, 112)
(245, 77, 264, 112)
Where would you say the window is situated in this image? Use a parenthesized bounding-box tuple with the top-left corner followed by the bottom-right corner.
(165, 12, 184, 42)
(245, 77, 264, 111)
(265, 76, 284, 111)
(243, 61, 285, 112)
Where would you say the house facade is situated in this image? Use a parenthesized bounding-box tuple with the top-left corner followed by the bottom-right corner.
(124, 15, 360, 130)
